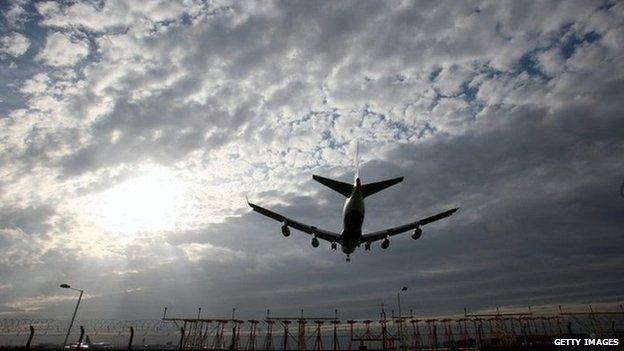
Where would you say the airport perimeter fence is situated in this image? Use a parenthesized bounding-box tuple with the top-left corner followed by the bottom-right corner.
(1, 307, 623, 350)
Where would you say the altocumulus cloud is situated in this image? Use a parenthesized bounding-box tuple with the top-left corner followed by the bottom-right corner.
(0, 0, 623, 319)
(36, 31, 89, 67)
(0, 31, 30, 58)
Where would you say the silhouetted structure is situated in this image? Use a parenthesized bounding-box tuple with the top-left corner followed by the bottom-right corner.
(1, 304, 623, 350)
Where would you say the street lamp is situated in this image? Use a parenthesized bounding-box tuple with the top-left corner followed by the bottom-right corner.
(397, 286, 408, 350)
(60, 283, 84, 348)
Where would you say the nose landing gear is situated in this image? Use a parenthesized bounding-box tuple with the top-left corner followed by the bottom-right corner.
(346, 254, 351, 262)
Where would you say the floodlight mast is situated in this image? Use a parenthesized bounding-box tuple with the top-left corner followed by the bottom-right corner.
(60, 283, 84, 348)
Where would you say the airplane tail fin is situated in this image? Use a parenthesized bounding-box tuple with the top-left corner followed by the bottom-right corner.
(354, 139, 360, 182)
(361, 177, 404, 198)
(312, 175, 354, 197)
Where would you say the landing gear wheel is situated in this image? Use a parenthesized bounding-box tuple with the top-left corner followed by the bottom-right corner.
(346, 255, 351, 262)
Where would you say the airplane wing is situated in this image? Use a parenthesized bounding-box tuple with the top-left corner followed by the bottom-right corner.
(248, 202, 341, 242)
(361, 207, 458, 243)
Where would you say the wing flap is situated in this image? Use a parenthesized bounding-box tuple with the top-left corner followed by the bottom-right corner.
(362, 207, 458, 243)
(419, 208, 459, 225)
(248, 201, 341, 242)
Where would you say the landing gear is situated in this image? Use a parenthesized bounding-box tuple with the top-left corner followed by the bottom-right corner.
(331, 242, 337, 250)
(346, 255, 351, 262)
(364, 242, 371, 251)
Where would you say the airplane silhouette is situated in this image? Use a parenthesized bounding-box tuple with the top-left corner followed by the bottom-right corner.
(248, 143, 458, 261)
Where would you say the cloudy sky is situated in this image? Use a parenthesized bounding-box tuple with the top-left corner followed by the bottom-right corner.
(1, 0, 623, 320)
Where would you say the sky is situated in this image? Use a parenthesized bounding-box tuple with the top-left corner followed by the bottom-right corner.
(0, 0, 623, 321)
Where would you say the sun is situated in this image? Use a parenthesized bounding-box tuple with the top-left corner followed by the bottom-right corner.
(96, 166, 189, 234)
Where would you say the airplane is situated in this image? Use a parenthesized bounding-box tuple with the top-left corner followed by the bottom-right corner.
(248, 144, 458, 262)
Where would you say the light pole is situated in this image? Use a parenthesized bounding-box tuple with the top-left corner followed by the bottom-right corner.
(60, 283, 84, 348)
(397, 286, 407, 350)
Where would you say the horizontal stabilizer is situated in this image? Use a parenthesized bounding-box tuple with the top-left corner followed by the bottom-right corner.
(312, 175, 353, 197)
(361, 177, 403, 198)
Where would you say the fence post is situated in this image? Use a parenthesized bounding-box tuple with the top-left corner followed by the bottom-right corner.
(77, 325, 85, 348)
(128, 326, 134, 350)
(25, 325, 35, 349)
(179, 327, 185, 350)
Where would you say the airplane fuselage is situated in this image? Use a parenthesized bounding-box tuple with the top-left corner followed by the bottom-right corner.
(340, 178, 364, 254)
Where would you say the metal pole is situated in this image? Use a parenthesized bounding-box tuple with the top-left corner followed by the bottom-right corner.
(26, 325, 35, 349)
(128, 326, 134, 350)
(398, 292, 404, 350)
(63, 289, 83, 347)
(77, 325, 85, 348)
(179, 327, 185, 350)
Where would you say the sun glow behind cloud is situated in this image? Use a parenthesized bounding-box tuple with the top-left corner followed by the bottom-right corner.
(91, 166, 189, 234)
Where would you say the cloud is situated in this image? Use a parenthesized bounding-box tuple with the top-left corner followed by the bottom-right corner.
(2, 1, 30, 29)
(36, 31, 89, 67)
(0, 32, 30, 57)
(35, 0, 195, 33)
(2, 294, 80, 313)
(0, 204, 56, 235)
(178, 242, 244, 262)
(0, 0, 623, 320)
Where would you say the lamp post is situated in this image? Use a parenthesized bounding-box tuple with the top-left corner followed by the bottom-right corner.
(60, 283, 84, 348)
(397, 286, 408, 350)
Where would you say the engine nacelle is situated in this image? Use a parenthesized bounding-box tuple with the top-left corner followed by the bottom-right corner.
(381, 238, 390, 249)
(311, 237, 319, 248)
(412, 227, 422, 240)
(281, 224, 290, 237)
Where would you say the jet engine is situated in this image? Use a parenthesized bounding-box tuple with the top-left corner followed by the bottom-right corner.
(381, 238, 390, 249)
(411, 227, 422, 240)
(311, 237, 319, 248)
(281, 224, 290, 237)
